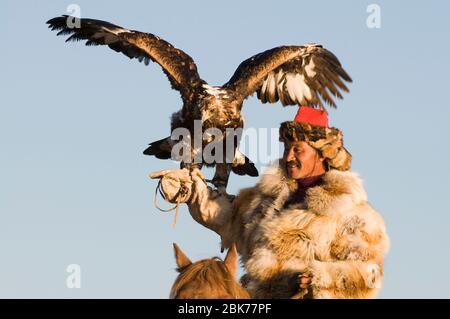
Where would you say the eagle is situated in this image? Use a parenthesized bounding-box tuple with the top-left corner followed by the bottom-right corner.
(47, 15, 352, 190)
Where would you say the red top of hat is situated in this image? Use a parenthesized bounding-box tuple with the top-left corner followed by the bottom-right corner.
(294, 106, 328, 128)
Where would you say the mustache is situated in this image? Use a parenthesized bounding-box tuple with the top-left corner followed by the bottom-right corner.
(286, 160, 302, 167)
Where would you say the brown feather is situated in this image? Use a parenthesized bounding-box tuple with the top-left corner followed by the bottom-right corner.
(226, 44, 351, 109)
(46, 15, 204, 103)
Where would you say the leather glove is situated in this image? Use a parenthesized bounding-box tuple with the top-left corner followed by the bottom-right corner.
(149, 168, 206, 204)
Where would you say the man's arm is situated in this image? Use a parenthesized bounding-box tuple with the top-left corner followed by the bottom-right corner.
(150, 168, 235, 239)
(187, 170, 235, 237)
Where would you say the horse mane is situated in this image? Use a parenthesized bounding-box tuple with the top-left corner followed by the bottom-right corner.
(170, 257, 250, 299)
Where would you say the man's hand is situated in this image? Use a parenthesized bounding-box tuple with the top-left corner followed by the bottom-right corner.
(291, 272, 313, 299)
(149, 168, 194, 204)
(298, 273, 312, 289)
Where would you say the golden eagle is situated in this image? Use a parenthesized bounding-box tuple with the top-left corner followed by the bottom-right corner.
(47, 15, 352, 189)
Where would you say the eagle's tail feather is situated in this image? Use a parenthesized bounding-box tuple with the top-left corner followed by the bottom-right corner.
(143, 137, 172, 159)
(231, 153, 259, 177)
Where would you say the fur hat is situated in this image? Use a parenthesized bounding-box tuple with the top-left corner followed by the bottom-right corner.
(279, 107, 352, 171)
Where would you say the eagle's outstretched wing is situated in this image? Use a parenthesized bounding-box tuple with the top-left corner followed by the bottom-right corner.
(46, 16, 204, 102)
(224, 44, 352, 109)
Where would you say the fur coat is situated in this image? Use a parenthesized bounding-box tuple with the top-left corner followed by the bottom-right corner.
(185, 161, 390, 299)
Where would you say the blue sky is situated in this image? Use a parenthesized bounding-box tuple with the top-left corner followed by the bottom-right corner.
(1, 0, 449, 298)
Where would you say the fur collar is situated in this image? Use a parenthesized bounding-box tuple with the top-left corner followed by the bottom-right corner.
(256, 160, 367, 216)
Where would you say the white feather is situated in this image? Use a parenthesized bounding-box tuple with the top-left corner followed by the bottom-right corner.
(101, 26, 131, 35)
(202, 84, 227, 97)
(266, 72, 276, 102)
(303, 82, 313, 101)
(298, 74, 312, 102)
(293, 74, 305, 104)
(275, 69, 284, 84)
(260, 78, 269, 100)
(276, 70, 287, 104)
(285, 74, 298, 103)
(304, 57, 317, 77)
(278, 79, 287, 105)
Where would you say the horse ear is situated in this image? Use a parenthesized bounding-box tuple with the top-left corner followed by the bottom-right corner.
(173, 243, 192, 270)
(224, 243, 238, 277)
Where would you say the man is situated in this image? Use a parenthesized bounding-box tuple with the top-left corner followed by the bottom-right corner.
(151, 106, 390, 298)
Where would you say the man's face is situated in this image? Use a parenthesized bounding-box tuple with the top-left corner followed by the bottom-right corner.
(283, 140, 325, 179)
